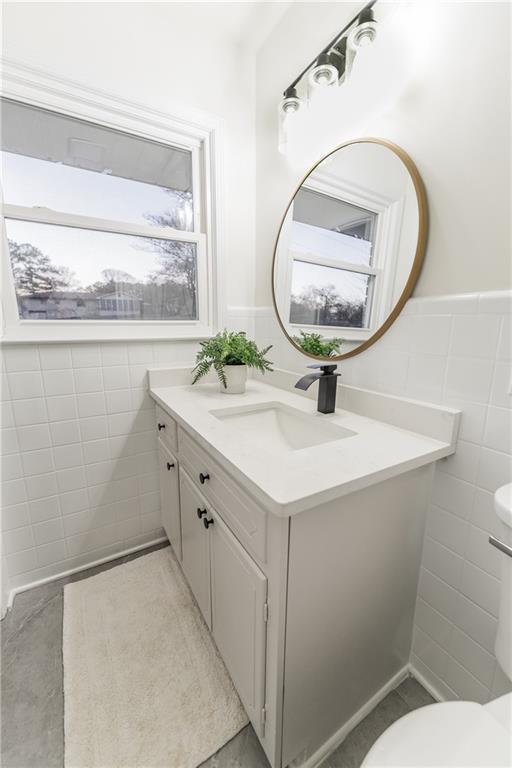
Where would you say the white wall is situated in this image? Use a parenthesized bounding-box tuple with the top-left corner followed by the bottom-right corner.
(255, 1, 511, 305)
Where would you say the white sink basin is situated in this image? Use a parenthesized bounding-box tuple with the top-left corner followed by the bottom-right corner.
(209, 401, 356, 451)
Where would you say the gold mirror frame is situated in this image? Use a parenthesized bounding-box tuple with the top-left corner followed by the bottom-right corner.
(271, 138, 428, 361)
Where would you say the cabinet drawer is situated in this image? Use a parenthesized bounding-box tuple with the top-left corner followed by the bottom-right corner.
(179, 428, 267, 563)
(155, 404, 178, 452)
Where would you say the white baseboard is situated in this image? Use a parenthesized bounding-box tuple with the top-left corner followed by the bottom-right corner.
(408, 661, 445, 703)
(290, 665, 410, 768)
(6, 536, 167, 611)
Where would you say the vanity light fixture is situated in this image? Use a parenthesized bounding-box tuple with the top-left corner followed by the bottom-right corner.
(278, 0, 377, 122)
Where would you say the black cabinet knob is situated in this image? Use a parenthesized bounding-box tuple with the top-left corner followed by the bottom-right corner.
(199, 472, 210, 485)
(157, 423, 166, 431)
(203, 517, 214, 529)
(166, 462, 175, 470)
(197, 507, 207, 519)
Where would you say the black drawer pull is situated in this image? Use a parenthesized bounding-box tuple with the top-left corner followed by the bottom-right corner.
(157, 423, 166, 431)
(166, 462, 175, 470)
(203, 517, 214, 529)
(197, 507, 207, 519)
(199, 472, 210, 484)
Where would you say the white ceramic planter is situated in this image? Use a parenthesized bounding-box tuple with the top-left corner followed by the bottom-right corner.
(221, 364, 247, 394)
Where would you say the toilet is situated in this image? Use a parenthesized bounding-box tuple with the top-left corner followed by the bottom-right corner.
(363, 483, 512, 767)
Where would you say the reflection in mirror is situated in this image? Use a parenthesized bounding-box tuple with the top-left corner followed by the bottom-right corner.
(273, 139, 426, 360)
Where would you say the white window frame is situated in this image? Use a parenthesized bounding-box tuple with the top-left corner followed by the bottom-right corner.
(276, 171, 404, 344)
(0, 59, 224, 343)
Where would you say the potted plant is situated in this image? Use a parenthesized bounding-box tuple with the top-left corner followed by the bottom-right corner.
(191, 330, 273, 394)
(292, 331, 343, 358)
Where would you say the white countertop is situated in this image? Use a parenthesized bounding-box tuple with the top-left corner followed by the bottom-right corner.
(150, 374, 458, 517)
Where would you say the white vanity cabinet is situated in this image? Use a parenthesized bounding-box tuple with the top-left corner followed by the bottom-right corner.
(152, 383, 457, 768)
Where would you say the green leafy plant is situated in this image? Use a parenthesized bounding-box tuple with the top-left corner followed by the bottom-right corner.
(292, 331, 343, 358)
(192, 330, 273, 388)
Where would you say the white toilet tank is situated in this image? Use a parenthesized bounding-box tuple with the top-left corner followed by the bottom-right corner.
(494, 483, 512, 681)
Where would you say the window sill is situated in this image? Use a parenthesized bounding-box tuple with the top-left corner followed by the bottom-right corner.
(0, 322, 214, 345)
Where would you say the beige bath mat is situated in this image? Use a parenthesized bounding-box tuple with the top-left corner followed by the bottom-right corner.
(63, 547, 248, 767)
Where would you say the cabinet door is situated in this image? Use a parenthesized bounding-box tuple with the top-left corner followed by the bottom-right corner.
(179, 470, 212, 628)
(210, 513, 268, 736)
(158, 438, 181, 560)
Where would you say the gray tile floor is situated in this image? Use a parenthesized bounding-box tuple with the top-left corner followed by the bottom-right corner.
(1, 544, 434, 768)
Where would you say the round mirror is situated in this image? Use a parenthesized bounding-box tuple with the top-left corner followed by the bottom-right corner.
(272, 139, 427, 360)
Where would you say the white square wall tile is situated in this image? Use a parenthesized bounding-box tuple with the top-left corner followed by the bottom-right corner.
(12, 398, 47, 427)
(8, 371, 44, 400)
(79, 416, 108, 442)
(477, 448, 512, 493)
(29, 496, 61, 523)
(414, 598, 453, 650)
(425, 505, 468, 555)
(53, 443, 84, 470)
(412, 315, 452, 355)
(56, 467, 86, 493)
(39, 345, 72, 370)
(497, 316, 511, 361)
(77, 393, 106, 418)
(17, 424, 52, 452)
(3, 525, 35, 554)
(1, 401, 15, 428)
(100, 344, 128, 366)
(471, 489, 502, 537)
(3, 346, 40, 372)
(42, 370, 75, 397)
(103, 366, 130, 391)
(74, 367, 103, 394)
(490, 363, 512, 408)
(422, 537, 464, 589)
(431, 471, 475, 519)
(59, 488, 89, 516)
(25, 472, 58, 501)
(459, 561, 500, 617)
(412, 626, 449, 680)
(36, 540, 67, 567)
(452, 593, 497, 653)
(46, 395, 78, 423)
(49, 420, 81, 447)
(445, 358, 494, 403)
(2, 502, 31, 530)
(450, 316, 501, 359)
(483, 407, 511, 454)
(71, 344, 101, 368)
(437, 440, 481, 484)
(2, 427, 19, 455)
(406, 355, 447, 403)
(2, 453, 23, 481)
(21, 448, 54, 476)
(32, 517, 64, 545)
(105, 389, 132, 414)
(444, 660, 490, 705)
(448, 626, 495, 689)
(6, 549, 38, 576)
(82, 438, 110, 465)
(442, 399, 488, 444)
(128, 343, 154, 365)
(464, 524, 502, 578)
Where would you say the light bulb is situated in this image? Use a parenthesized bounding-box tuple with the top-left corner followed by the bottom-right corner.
(308, 54, 338, 88)
(279, 86, 302, 115)
(348, 9, 378, 50)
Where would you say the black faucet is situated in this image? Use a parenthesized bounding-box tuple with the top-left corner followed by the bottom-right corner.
(295, 364, 340, 414)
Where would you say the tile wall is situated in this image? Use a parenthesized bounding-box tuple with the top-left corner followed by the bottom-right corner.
(1, 340, 196, 593)
(255, 290, 512, 704)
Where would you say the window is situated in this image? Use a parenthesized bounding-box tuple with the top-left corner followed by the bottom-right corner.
(0, 83, 218, 342)
(288, 188, 378, 330)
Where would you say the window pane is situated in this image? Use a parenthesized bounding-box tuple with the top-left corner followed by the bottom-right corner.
(1, 100, 194, 230)
(5, 219, 198, 321)
(292, 188, 376, 268)
(290, 260, 371, 329)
